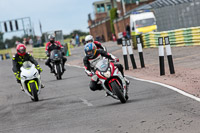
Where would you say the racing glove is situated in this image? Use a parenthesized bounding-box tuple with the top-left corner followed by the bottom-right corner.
(115, 58, 119, 62)
(114, 58, 119, 62)
(36, 65, 43, 74)
(61, 48, 65, 56)
(14, 71, 21, 80)
(46, 51, 50, 57)
(85, 69, 94, 77)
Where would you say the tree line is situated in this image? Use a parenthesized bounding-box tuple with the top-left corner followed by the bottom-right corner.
(0, 30, 89, 50)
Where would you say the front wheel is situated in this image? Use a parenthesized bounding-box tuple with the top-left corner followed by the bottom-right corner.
(56, 64, 62, 80)
(111, 81, 126, 103)
(30, 82, 39, 102)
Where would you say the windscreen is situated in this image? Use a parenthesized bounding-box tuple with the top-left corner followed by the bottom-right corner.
(135, 18, 156, 28)
(50, 49, 62, 59)
(22, 61, 32, 69)
(96, 59, 109, 72)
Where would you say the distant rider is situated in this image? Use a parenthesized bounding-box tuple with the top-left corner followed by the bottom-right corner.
(12, 44, 44, 90)
(85, 35, 106, 51)
(45, 34, 67, 73)
(83, 42, 129, 94)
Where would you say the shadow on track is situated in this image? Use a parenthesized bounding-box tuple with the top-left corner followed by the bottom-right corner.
(13, 95, 68, 106)
(95, 99, 135, 108)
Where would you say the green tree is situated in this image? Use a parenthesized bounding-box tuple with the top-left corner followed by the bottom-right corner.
(63, 30, 89, 39)
(110, 8, 118, 34)
(0, 36, 23, 49)
(0, 32, 3, 42)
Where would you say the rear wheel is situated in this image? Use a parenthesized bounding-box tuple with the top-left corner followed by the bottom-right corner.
(56, 64, 62, 80)
(111, 81, 126, 103)
(30, 82, 39, 102)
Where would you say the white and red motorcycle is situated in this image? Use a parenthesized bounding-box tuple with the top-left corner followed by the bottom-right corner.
(95, 59, 128, 103)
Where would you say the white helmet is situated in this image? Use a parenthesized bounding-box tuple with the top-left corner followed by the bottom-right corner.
(85, 35, 94, 43)
(48, 34, 55, 40)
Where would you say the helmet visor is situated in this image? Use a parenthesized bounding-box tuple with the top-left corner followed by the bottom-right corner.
(86, 40, 93, 43)
(18, 47, 25, 54)
(87, 51, 93, 56)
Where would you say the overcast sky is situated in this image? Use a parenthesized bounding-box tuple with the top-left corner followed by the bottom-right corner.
(0, 0, 98, 39)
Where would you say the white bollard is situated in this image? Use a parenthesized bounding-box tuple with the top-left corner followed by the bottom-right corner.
(122, 37, 129, 70)
(164, 36, 175, 74)
(158, 37, 165, 76)
(136, 36, 145, 68)
(127, 39, 137, 69)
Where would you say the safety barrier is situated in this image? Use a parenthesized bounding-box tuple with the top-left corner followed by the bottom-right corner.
(141, 26, 200, 48)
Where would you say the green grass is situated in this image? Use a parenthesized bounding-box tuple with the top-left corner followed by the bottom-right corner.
(0, 49, 12, 60)
(33, 47, 47, 59)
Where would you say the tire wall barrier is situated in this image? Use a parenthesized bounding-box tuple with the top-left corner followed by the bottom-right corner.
(142, 26, 200, 48)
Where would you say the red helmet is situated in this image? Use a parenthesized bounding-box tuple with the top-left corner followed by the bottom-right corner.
(16, 44, 26, 56)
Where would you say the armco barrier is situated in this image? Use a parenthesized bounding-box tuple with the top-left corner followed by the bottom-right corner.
(142, 26, 200, 48)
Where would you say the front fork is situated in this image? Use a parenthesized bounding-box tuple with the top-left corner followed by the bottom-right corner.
(100, 78, 126, 100)
(53, 62, 63, 74)
(21, 80, 41, 98)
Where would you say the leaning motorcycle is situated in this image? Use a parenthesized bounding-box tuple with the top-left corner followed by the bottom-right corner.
(95, 59, 128, 103)
(50, 49, 64, 80)
(20, 61, 41, 101)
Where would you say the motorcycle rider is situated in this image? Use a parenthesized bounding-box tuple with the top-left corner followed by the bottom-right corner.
(45, 34, 67, 73)
(83, 42, 129, 96)
(12, 44, 44, 90)
(85, 35, 106, 51)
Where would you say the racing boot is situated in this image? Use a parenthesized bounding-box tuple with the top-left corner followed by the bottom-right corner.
(125, 94, 129, 100)
(62, 57, 67, 71)
(105, 92, 111, 97)
(50, 68, 55, 73)
(17, 80, 24, 92)
(62, 66, 66, 71)
(125, 81, 129, 100)
(20, 85, 24, 92)
(124, 77, 130, 85)
(41, 83, 45, 88)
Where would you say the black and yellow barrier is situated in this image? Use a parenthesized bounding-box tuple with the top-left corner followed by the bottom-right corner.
(142, 26, 200, 48)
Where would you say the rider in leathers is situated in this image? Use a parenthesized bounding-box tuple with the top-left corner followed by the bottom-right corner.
(83, 42, 129, 93)
(85, 35, 106, 51)
(12, 44, 44, 90)
(45, 34, 67, 73)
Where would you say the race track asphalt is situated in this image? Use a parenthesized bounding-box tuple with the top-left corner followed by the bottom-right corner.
(0, 59, 200, 133)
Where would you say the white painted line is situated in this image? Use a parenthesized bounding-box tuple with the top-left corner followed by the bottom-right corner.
(80, 98, 93, 107)
(126, 75, 200, 102)
(67, 64, 200, 102)
(66, 64, 84, 69)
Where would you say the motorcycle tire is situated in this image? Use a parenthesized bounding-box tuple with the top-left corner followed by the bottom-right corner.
(30, 82, 39, 102)
(56, 64, 62, 80)
(111, 81, 126, 103)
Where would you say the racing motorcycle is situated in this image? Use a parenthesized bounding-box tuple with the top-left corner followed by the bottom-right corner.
(95, 59, 128, 103)
(50, 49, 64, 80)
(20, 61, 41, 101)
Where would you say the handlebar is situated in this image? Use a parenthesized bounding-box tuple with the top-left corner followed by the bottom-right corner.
(110, 58, 119, 63)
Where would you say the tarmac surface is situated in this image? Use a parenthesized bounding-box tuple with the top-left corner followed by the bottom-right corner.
(0, 42, 200, 133)
(68, 42, 200, 98)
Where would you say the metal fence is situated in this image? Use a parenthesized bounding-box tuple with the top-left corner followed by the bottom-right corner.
(153, 0, 200, 32)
